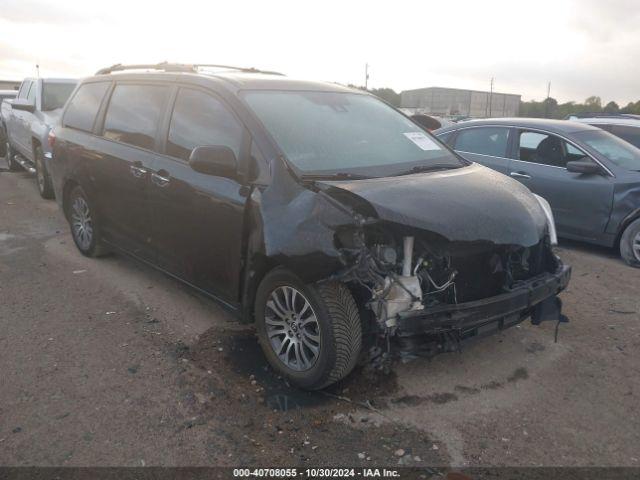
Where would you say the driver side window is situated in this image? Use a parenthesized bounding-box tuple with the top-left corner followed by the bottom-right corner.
(166, 88, 242, 162)
(518, 131, 591, 168)
(565, 143, 589, 163)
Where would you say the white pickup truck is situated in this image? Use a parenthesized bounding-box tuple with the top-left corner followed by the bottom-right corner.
(1, 77, 77, 198)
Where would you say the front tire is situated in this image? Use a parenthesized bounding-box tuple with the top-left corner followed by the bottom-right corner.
(255, 269, 362, 390)
(620, 218, 640, 268)
(35, 146, 54, 199)
(67, 185, 109, 257)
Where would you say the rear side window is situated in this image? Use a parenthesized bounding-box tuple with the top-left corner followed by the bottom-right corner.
(610, 125, 640, 149)
(454, 127, 509, 157)
(64, 82, 109, 132)
(42, 81, 77, 111)
(103, 84, 169, 150)
(166, 88, 243, 161)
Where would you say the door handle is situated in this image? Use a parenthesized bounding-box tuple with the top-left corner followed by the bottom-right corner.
(510, 171, 531, 179)
(130, 165, 147, 178)
(151, 172, 170, 187)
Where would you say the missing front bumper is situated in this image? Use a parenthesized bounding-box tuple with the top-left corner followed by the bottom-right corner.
(395, 264, 571, 337)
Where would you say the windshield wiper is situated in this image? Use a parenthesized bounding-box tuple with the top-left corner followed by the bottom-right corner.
(392, 163, 462, 177)
(300, 172, 369, 181)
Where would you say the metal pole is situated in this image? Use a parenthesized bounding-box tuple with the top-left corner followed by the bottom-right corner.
(365, 63, 369, 90)
(36, 64, 40, 78)
(545, 81, 551, 118)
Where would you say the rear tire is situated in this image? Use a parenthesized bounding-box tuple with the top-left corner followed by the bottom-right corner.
(620, 218, 640, 268)
(35, 146, 54, 199)
(67, 185, 109, 257)
(255, 269, 362, 390)
(5, 140, 20, 171)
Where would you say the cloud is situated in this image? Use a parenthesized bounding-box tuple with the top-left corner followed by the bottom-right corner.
(0, 0, 107, 25)
(569, 0, 640, 42)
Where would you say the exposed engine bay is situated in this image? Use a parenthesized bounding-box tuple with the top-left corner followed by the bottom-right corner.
(333, 221, 561, 340)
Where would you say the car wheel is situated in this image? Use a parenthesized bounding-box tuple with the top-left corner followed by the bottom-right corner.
(35, 146, 54, 199)
(5, 140, 20, 171)
(620, 218, 640, 268)
(67, 185, 109, 257)
(255, 269, 362, 390)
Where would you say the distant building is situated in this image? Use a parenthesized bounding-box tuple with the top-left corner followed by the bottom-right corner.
(0, 80, 21, 91)
(400, 86, 521, 118)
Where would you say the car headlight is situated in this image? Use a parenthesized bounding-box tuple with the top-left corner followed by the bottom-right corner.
(533, 194, 558, 246)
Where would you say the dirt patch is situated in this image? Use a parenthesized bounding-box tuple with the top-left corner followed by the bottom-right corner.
(163, 327, 445, 466)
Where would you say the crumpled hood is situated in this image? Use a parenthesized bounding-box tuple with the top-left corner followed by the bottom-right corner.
(318, 163, 548, 247)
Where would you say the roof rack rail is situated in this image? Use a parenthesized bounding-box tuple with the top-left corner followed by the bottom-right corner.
(193, 64, 285, 76)
(95, 62, 284, 76)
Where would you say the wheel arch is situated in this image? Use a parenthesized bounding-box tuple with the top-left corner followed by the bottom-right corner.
(61, 179, 81, 220)
(615, 208, 640, 250)
(31, 136, 41, 153)
(239, 253, 283, 324)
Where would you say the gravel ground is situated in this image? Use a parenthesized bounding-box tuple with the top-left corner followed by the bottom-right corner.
(1, 165, 639, 468)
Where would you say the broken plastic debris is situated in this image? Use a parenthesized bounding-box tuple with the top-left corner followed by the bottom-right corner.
(73, 270, 86, 274)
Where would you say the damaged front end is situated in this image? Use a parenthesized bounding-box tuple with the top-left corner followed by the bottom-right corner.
(333, 222, 570, 358)
(249, 162, 571, 361)
(313, 165, 572, 359)
(332, 218, 571, 355)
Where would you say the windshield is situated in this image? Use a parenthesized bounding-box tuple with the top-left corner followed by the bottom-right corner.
(43, 82, 77, 111)
(243, 90, 462, 177)
(575, 130, 640, 171)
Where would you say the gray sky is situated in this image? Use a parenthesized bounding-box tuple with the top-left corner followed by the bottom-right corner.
(1, 0, 638, 104)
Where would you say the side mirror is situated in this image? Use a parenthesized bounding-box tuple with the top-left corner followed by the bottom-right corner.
(566, 159, 602, 175)
(189, 145, 238, 179)
(11, 98, 35, 113)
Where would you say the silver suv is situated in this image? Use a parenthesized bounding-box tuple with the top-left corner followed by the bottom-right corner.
(567, 113, 640, 149)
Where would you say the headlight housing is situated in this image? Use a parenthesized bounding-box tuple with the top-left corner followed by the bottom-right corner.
(533, 194, 558, 246)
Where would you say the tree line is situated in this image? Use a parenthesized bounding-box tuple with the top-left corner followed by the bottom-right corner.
(519, 96, 640, 118)
(355, 86, 640, 119)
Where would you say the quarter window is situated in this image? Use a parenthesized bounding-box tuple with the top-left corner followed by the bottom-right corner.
(103, 84, 169, 150)
(454, 127, 509, 157)
(167, 88, 242, 161)
(63, 82, 109, 132)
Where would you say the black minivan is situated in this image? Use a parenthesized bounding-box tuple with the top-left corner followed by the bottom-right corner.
(50, 63, 570, 389)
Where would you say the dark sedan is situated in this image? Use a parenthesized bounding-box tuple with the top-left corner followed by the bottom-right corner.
(435, 118, 640, 267)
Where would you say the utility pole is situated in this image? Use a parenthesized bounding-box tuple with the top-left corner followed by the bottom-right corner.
(364, 63, 369, 90)
(545, 81, 551, 118)
(489, 77, 494, 117)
